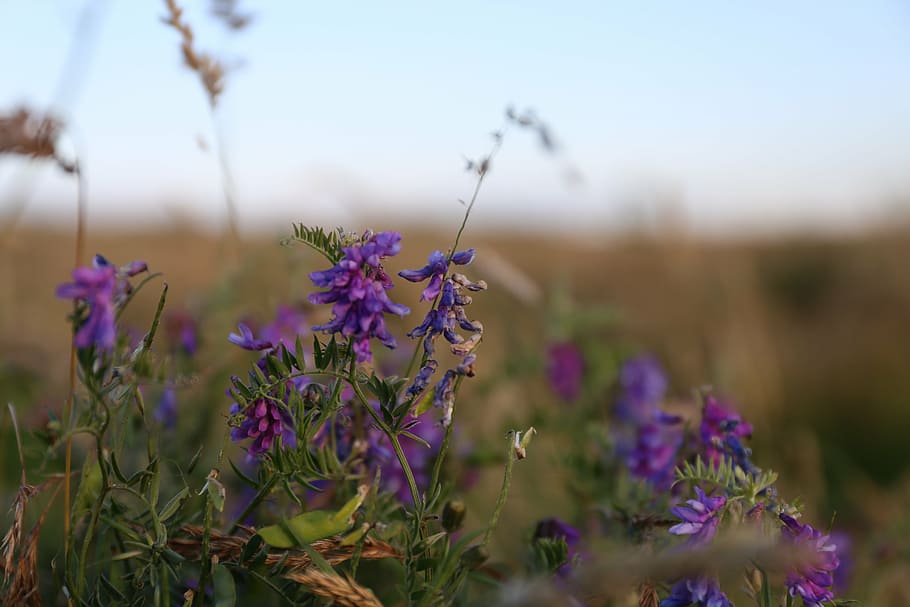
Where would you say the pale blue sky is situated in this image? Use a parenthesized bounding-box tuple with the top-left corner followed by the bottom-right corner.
(2, 1, 910, 234)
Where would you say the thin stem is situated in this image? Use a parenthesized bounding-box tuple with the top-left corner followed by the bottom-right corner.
(210, 112, 241, 256)
(404, 123, 507, 383)
(63, 162, 85, 582)
(348, 378, 422, 509)
(228, 475, 277, 534)
(482, 433, 516, 547)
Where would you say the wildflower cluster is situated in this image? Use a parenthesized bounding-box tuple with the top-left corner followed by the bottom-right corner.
(400, 247, 486, 425)
(530, 340, 850, 607)
(612, 355, 682, 489)
(308, 230, 409, 363)
(56, 254, 148, 351)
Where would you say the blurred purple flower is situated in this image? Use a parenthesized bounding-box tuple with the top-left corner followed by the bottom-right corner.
(155, 385, 178, 430)
(669, 486, 726, 548)
(700, 395, 753, 466)
(164, 311, 199, 356)
(547, 341, 584, 403)
(230, 398, 297, 457)
(830, 531, 853, 593)
(626, 416, 683, 489)
(614, 354, 668, 422)
(533, 517, 581, 577)
(228, 323, 273, 351)
(660, 577, 732, 607)
(260, 304, 308, 350)
(56, 254, 148, 351)
(779, 514, 839, 607)
(611, 354, 682, 488)
(309, 231, 409, 363)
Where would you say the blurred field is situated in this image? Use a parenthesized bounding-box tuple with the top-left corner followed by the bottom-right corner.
(4, 222, 910, 521)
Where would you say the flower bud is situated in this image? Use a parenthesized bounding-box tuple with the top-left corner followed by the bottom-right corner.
(442, 499, 466, 533)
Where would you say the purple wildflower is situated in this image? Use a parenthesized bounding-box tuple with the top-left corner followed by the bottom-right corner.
(546, 341, 584, 403)
(309, 231, 409, 363)
(830, 531, 853, 593)
(611, 354, 682, 488)
(700, 395, 753, 466)
(533, 517, 582, 577)
(669, 486, 726, 548)
(230, 398, 297, 457)
(56, 254, 147, 351)
(165, 310, 198, 356)
(155, 385, 178, 430)
(615, 354, 668, 422)
(660, 577, 733, 607)
(626, 416, 683, 489)
(779, 514, 839, 607)
(398, 249, 487, 400)
(407, 359, 438, 399)
(260, 304, 308, 350)
(228, 323, 273, 351)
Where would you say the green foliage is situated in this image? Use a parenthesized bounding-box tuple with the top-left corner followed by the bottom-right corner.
(281, 224, 346, 264)
(257, 485, 367, 548)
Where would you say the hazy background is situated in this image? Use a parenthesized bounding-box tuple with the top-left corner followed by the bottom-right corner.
(3, 1, 910, 234)
(4, 5, 910, 601)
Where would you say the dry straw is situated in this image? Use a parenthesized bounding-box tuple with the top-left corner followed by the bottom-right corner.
(284, 568, 384, 607)
(161, 0, 226, 108)
(0, 107, 74, 173)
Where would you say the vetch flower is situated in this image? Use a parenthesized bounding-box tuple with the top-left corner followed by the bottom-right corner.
(779, 514, 839, 607)
(155, 385, 178, 430)
(700, 395, 753, 466)
(229, 398, 297, 458)
(546, 341, 584, 403)
(660, 577, 733, 607)
(309, 231, 409, 363)
(400, 248, 485, 398)
(260, 304, 308, 350)
(56, 254, 148, 351)
(228, 323, 273, 351)
(626, 415, 682, 489)
(614, 354, 668, 422)
(669, 486, 727, 548)
(165, 310, 199, 356)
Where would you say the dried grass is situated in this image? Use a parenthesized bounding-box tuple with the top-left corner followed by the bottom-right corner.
(1, 480, 62, 607)
(161, 0, 226, 107)
(638, 581, 660, 607)
(284, 568, 384, 607)
(168, 524, 400, 570)
(0, 108, 74, 172)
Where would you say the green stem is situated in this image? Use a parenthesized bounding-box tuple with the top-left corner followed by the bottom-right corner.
(197, 489, 215, 607)
(348, 378, 422, 509)
(482, 434, 517, 547)
(76, 486, 109, 598)
(228, 475, 278, 533)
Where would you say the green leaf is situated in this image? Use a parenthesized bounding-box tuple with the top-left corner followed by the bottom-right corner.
(212, 564, 236, 607)
(282, 224, 345, 264)
(257, 485, 368, 548)
(159, 487, 191, 522)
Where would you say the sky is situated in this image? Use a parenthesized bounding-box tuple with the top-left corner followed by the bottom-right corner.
(2, 1, 910, 235)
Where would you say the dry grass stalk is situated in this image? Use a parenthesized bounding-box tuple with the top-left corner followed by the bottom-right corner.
(0, 484, 38, 580)
(638, 581, 660, 607)
(284, 567, 384, 607)
(2, 482, 62, 607)
(167, 524, 400, 570)
(161, 0, 226, 107)
(0, 108, 74, 173)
